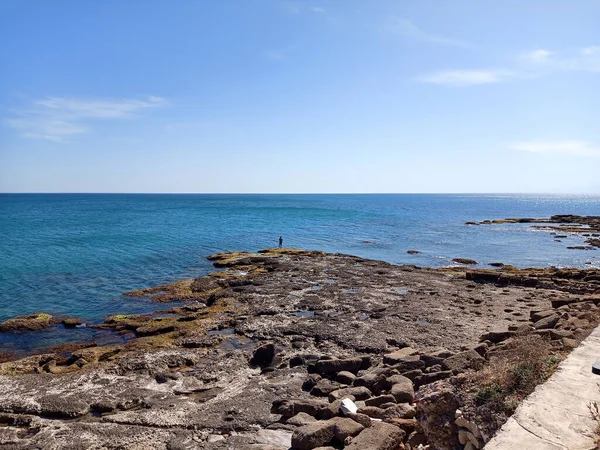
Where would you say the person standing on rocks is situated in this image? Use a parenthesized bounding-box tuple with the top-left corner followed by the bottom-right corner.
(279, 236, 283, 248)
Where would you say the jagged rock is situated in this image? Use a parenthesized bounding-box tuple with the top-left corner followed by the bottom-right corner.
(344, 422, 405, 450)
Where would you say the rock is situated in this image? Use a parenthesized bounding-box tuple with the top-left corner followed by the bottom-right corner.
(286, 412, 317, 426)
(291, 421, 336, 449)
(407, 431, 428, 448)
(330, 417, 365, 441)
(452, 258, 478, 265)
(335, 371, 356, 385)
(407, 250, 422, 254)
(291, 418, 364, 449)
(61, 317, 83, 328)
(358, 406, 386, 420)
(530, 309, 558, 322)
(353, 373, 387, 394)
(389, 418, 417, 433)
(271, 399, 337, 420)
(0, 312, 54, 331)
(550, 298, 580, 308)
(381, 403, 416, 420)
(365, 395, 396, 407)
(533, 314, 560, 330)
(387, 375, 414, 403)
(549, 329, 574, 340)
(443, 349, 484, 373)
(348, 413, 372, 428)
(383, 348, 418, 365)
(302, 374, 322, 391)
(415, 381, 460, 450)
(310, 379, 341, 397)
(250, 343, 276, 367)
(562, 337, 579, 349)
(344, 422, 405, 450)
(389, 355, 425, 372)
(479, 330, 514, 343)
(315, 357, 363, 375)
(329, 386, 372, 402)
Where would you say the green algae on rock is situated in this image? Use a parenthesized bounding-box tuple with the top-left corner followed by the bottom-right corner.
(0, 312, 54, 332)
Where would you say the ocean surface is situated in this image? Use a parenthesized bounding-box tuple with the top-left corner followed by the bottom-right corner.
(1, 193, 599, 355)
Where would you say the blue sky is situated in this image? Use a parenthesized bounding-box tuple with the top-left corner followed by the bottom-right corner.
(1, 0, 599, 193)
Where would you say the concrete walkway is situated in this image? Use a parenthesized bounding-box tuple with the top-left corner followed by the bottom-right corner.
(485, 326, 600, 450)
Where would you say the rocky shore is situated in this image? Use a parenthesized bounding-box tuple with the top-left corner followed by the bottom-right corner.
(1, 245, 600, 449)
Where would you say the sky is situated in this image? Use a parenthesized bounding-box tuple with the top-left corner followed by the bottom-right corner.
(0, 0, 599, 193)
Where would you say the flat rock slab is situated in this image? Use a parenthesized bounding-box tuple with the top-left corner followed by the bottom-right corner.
(485, 324, 600, 450)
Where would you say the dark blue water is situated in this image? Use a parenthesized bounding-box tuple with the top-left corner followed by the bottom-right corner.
(1, 194, 599, 354)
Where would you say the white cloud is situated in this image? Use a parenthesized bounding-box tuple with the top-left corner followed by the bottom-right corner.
(418, 70, 515, 86)
(390, 19, 472, 48)
(524, 49, 553, 62)
(4, 96, 167, 142)
(510, 140, 600, 157)
(522, 46, 600, 73)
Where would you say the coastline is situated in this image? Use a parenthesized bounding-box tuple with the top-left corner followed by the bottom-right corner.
(1, 232, 599, 448)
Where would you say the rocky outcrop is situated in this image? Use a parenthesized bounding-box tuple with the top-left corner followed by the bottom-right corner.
(0, 312, 54, 331)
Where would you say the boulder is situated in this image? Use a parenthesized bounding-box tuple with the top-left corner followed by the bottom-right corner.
(479, 330, 514, 343)
(335, 371, 356, 385)
(0, 312, 54, 332)
(310, 379, 341, 397)
(365, 395, 396, 408)
(381, 403, 416, 420)
(383, 348, 418, 365)
(315, 357, 363, 375)
(271, 399, 337, 420)
(533, 314, 560, 330)
(452, 258, 478, 265)
(387, 375, 414, 403)
(291, 421, 336, 449)
(353, 373, 387, 394)
(390, 355, 425, 372)
(250, 343, 276, 367)
(286, 412, 317, 426)
(328, 386, 372, 402)
(344, 422, 405, 450)
(443, 350, 484, 373)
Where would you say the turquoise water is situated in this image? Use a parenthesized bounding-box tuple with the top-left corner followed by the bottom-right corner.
(1, 193, 599, 354)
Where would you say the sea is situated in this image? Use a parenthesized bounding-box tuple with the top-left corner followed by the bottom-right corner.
(1, 193, 599, 355)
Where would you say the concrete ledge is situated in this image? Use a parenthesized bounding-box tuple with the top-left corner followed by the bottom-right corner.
(485, 326, 600, 449)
